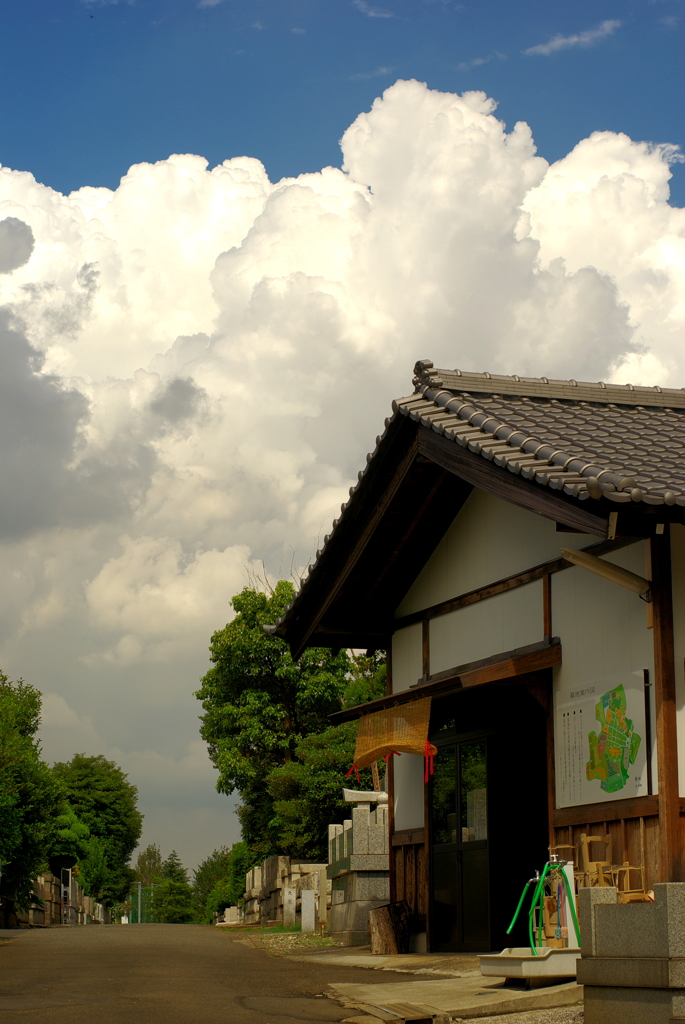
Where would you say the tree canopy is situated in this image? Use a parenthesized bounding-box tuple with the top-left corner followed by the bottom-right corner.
(193, 842, 253, 922)
(51, 753, 143, 906)
(134, 843, 163, 885)
(150, 850, 195, 923)
(196, 583, 386, 861)
(0, 673, 63, 911)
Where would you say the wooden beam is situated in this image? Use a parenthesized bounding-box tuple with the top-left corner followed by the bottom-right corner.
(652, 525, 682, 882)
(422, 619, 430, 679)
(418, 428, 611, 537)
(329, 637, 560, 724)
(553, 795, 659, 828)
(391, 828, 426, 846)
(393, 536, 639, 630)
(543, 573, 552, 638)
(458, 641, 561, 688)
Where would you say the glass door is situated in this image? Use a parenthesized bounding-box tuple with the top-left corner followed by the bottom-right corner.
(431, 737, 490, 951)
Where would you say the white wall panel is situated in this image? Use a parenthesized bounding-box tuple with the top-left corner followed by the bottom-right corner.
(393, 753, 425, 831)
(429, 579, 543, 675)
(392, 622, 422, 692)
(396, 489, 600, 618)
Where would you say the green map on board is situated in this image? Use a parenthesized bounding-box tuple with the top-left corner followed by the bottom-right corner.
(586, 684, 642, 794)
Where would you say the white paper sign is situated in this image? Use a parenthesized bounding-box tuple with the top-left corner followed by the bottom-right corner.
(555, 670, 648, 808)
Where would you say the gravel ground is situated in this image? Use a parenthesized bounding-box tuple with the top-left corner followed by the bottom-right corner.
(457, 1008, 583, 1023)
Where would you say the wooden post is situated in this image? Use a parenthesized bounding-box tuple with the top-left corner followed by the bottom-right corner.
(651, 526, 681, 882)
(542, 573, 552, 639)
(422, 618, 430, 679)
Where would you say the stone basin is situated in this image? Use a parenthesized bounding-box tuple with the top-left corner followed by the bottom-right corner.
(480, 946, 581, 979)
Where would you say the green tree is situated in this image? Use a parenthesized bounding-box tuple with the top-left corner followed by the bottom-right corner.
(51, 753, 143, 907)
(194, 842, 253, 922)
(0, 673, 63, 913)
(196, 582, 358, 860)
(268, 653, 386, 859)
(134, 843, 162, 885)
(48, 805, 91, 876)
(161, 850, 188, 883)
(151, 851, 195, 923)
(77, 836, 110, 902)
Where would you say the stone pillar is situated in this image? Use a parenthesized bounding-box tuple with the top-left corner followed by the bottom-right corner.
(317, 869, 328, 926)
(283, 887, 296, 928)
(301, 889, 316, 933)
(578, 882, 685, 1024)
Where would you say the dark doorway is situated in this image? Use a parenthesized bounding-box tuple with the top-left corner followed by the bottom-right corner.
(429, 680, 550, 953)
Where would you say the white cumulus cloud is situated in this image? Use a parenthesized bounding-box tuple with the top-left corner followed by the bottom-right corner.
(0, 79, 682, 868)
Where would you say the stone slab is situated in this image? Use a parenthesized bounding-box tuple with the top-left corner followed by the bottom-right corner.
(301, 889, 316, 933)
(578, 957, 685, 990)
(328, 975, 582, 1019)
(329, 855, 390, 875)
(585, 984, 685, 1024)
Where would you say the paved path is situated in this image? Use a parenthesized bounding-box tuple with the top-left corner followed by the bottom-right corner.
(0, 925, 403, 1024)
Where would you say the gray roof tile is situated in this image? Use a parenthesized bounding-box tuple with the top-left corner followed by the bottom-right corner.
(269, 361, 685, 635)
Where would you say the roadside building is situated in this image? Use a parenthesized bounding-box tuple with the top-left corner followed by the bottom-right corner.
(268, 361, 685, 953)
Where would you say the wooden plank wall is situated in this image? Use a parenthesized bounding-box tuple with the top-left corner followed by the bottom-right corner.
(392, 833, 427, 925)
(553, 813, 662, 890)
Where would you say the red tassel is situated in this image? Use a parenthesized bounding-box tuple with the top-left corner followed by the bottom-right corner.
(383, 750, 401, 763)
(424, 741, 435, 783)
(345, 765, 361, 784)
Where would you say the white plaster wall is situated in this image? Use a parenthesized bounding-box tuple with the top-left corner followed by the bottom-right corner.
(430, 579, 543, 675)
(552, 541, 656, 807)
(392, 622, 423, 692)
(671, 524, 685, 796)
(393, 753, 425, 831)
(396, 489, 601, 619)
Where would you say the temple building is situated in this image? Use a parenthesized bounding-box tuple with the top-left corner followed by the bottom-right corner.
(268, 361, 685, 953)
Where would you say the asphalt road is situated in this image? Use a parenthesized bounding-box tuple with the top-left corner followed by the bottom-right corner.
(0, 925, 395, 1024)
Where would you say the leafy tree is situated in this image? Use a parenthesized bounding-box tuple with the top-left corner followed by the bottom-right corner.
(51, 753, 143, 907)
(48, 805, 91, 876)
(194, 842, 253, 922)
(134, 843, 162, 885)
(151, 851, 195, 923)
(268, 653, 386, 859)
(0, 673, 63, 913)
(161, 850, 188, 884)
(77, 836, 110, 902)
(196, 582, 358, 859)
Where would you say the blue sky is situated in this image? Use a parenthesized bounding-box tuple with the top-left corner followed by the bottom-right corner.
(1, 0, 683, 203)
(0, 0, 682, 871)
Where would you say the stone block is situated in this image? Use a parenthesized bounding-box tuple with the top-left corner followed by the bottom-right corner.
(578, 958, 685, 990)
(352, 806, 370, 854)
(283, 888, 296, 928)
(329, 898, 388, 941)
(368, 824, 387, 855)
(318, 869, 328, 924)
(579, 886, 618, 958)
(301, 889, 316, 933)
(591, 885, 685, 960)
(584, 985, 685, 1024)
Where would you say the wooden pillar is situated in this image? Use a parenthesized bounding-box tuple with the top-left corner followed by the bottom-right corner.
(651, 526, 681, 882)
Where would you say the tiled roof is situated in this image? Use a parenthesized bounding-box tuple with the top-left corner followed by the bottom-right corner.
(407, 360, 685, 506)
(269, 361, 685, 640)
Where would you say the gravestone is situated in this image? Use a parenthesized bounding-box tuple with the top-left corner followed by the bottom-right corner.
(283, 887, 296, 927)
(301, 888, 316, 933)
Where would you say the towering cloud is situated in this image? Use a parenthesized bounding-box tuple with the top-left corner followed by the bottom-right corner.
(0, 80, 681, 864)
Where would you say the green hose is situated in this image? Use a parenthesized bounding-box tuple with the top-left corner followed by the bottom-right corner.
(508, 859, 581, 956)
(506, 879, 533, 935)
(527, 861, 551, 956)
